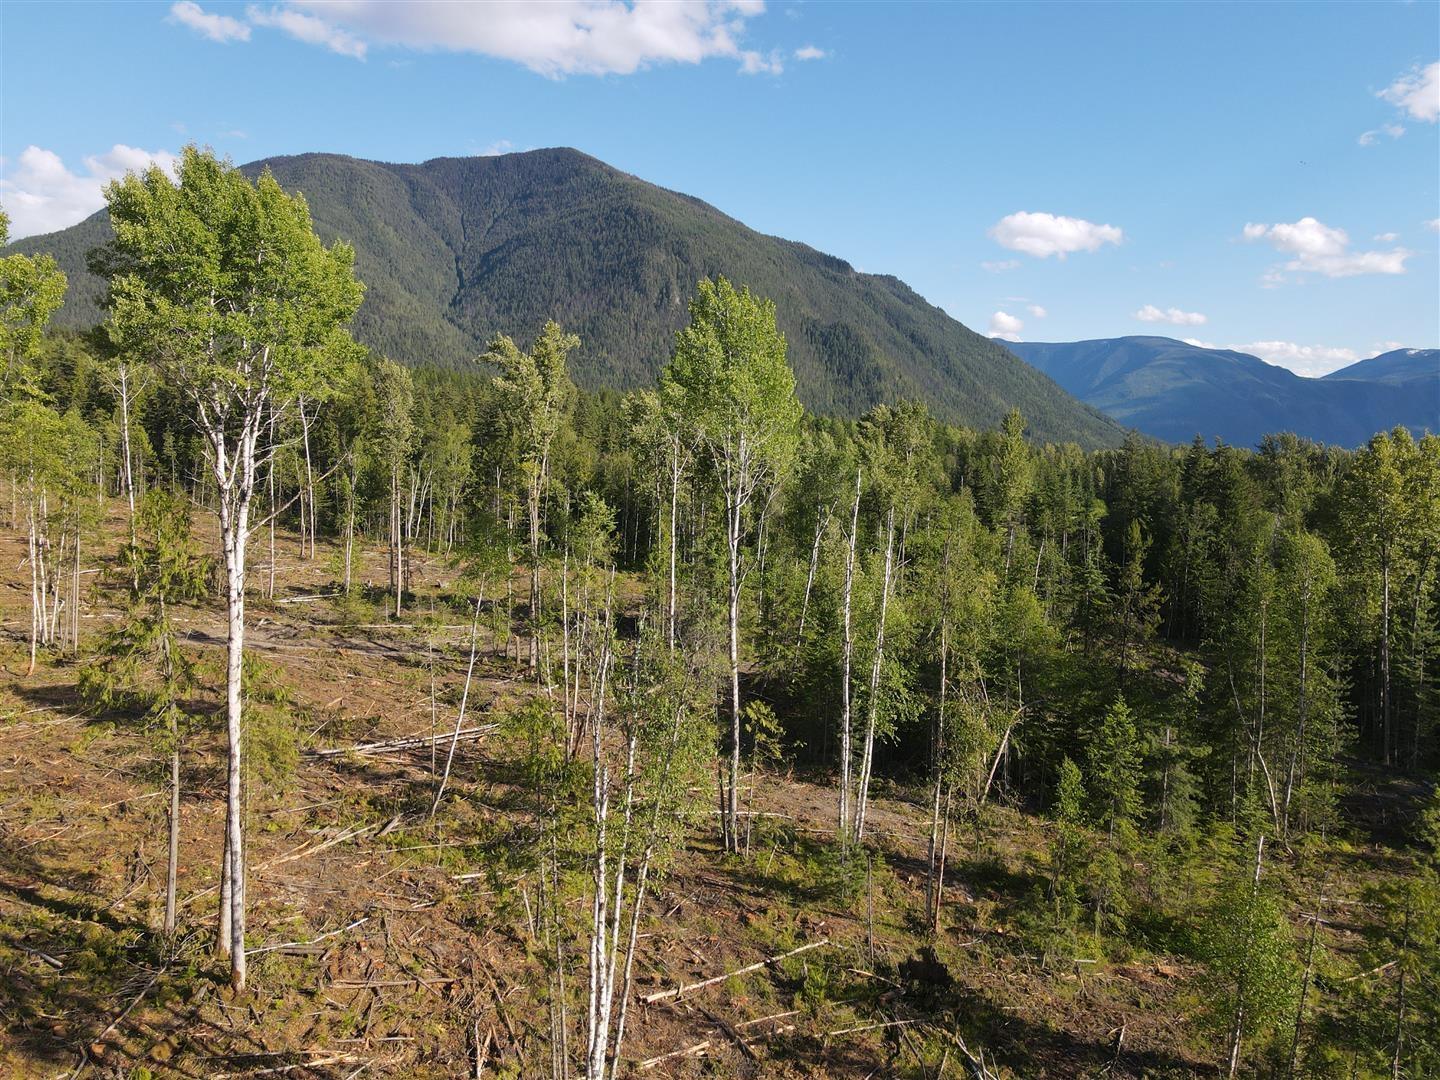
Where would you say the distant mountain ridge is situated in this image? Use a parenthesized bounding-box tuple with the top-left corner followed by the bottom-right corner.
(1322, 348, 1437, 387)
(6, 147, 1124, 447)
(1000, 336, 1437, 448)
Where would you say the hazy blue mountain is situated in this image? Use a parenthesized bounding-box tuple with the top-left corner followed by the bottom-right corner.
(7, 148, 1124, 447)
(1001, 336, 1437, 447)
(1322, 348, 1438, 387)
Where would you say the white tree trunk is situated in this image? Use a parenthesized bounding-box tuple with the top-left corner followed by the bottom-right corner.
(838, 469, 861, 842)
(854, 506, 895, 844)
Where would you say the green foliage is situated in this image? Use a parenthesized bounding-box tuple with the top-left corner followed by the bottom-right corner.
(1087, 696, 1143, 844)
(241, 654, 300, 790)
(97, 146, 364, 409)
(1198, 848, 1300, 1069)
(79, 491, 208, 730)
(1048, 756, 1088, 943)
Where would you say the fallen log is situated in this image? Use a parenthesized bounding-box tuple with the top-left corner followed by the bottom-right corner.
(310, 724, 497, 758)
(638, 1039, 711, 1070)
(641, 938, 830, 1004)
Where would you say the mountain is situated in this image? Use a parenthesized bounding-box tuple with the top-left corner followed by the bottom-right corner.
(7, 148, 1123, 447)
(1001, 336, 1438, 448)
(1321, 347, 1438, 387)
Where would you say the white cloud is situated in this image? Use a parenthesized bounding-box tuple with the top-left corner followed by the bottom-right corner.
(247, 5, 368, 58)
(989, 211, 1123, 259)
(1242, 216, 1411, 278)
(1378, 61, 1439, 123)
(217, 1, 779, 77)
(1371, 340, 1407, 355)
(1357, 121, 1405, 146)
(739, 48, 784, 75)
(794, 44, 826, 61)
(169, 1, 250, 43)
(1426, 218, 1440, 232)
(1027, 304, 1047, 318)
(0, 144, 179, 239)
(1134, 304, 1207, 326)
(1178, 336, 1365, 377)
(1373, 232, 1398, 243)
(1233, 340, 1359, 378)
(980, 259, 1020, 273)
(478, 140, 514, 157)
(988, 310, 1024, 341)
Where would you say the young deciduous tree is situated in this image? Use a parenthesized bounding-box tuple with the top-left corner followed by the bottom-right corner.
(80, 491, 209, 937)
(97, 147, 363, 990)
(663, 277, 801, 853)
(372, 356, 415, 615)
(1202, 835, 1299, 1078)
(488, 321, 578, 673)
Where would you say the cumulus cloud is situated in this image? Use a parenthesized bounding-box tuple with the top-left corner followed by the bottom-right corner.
(247, 5, 368, 58)
(739, 48, 784, 75)
(1426, 218, 1440, 232)
(1027, 304, 1047, 318)
(1177, 337, 1364, 377)
(197, 1, 781, 76)
(794, 44, 826, 61)
(0, 144, 179, 239)
(989, 211, 1123, 259)
(1378, 61, 1439, 123)
(1242, 217, 1410, 278)
(1233, 340, 1359, 378)
(1373, 232, 1398, 243)
(169, 1, 250, 43)
(1134, 304, 1207, 326)
(988, 310, 1024, 341)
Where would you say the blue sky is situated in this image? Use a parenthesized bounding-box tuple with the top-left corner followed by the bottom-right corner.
(3, 1, 1437, 375)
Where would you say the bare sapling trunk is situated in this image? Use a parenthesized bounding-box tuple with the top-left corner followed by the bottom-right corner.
(667, 452, 680, 652)
(116, 362, 139, 588)
(1381, 556, 1392, 764)
(1287, 878, 1325, 1078)
(795, 503, 828, 649)
(391, 461, 404, 616)
(927, 544, 951, 926)
(854, 506, 896, 844)
(1392, 903, 1410, 1079)
(430, 595, 484, 819)
(838, 468, 861, 843)
(298, 396, 316, 560)
(1227, 833, 1266, 1079)
(724, 485, 743, 853)
(1282, 572, 1313, 837)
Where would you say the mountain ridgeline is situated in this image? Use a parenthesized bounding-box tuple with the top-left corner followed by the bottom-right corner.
(9, 148, 1123, 447)
(1002, 336, 1438, 448)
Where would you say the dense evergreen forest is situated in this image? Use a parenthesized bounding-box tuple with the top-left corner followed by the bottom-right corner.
(2, 150, 1437, 1078)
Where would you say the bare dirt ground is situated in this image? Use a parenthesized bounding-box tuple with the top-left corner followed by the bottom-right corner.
(0, 509, 1396, 1078)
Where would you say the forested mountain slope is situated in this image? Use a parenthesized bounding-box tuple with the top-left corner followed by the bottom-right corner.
(1003, 335, 1438, 447)
(7, 148, 1123, 446)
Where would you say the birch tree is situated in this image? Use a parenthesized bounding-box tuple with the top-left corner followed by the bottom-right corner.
(663, 277, 801, 853)
(97, 147, 363, 991)
(372, 356, 415, 615)
(487, 321, 578, 673)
